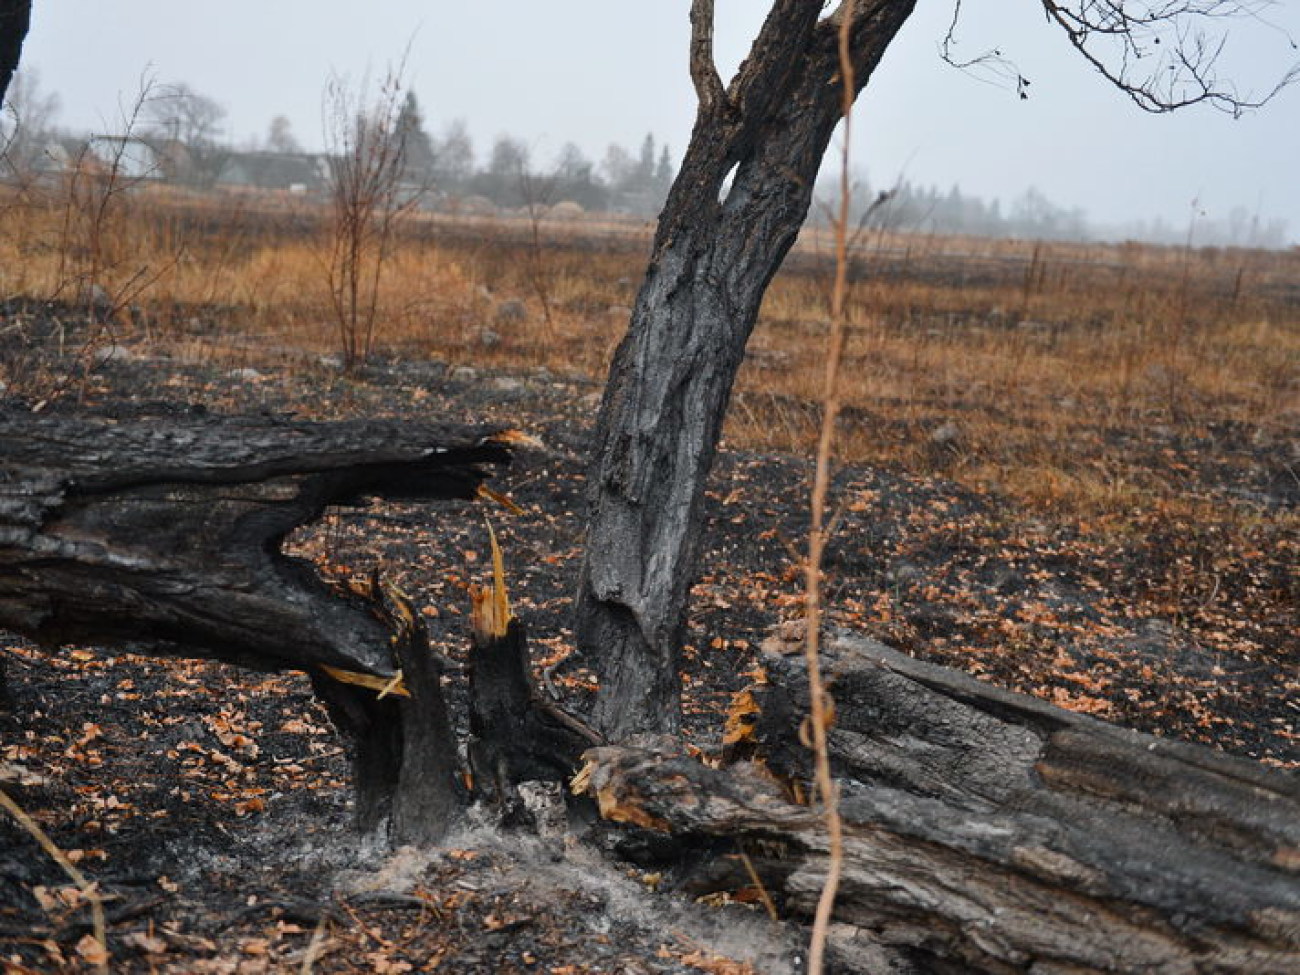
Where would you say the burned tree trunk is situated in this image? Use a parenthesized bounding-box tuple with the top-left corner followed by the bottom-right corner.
(574, 1, 917, 739)
(578, 629, 1300, 974)
(308, 574, 467, 842)
(0, 0, 31, 109)
(0, 403, 516, 840)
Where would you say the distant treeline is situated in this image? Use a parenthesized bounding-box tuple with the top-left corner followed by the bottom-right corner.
(2, 72, 1289, 247)
(812, 176, 1292, 250)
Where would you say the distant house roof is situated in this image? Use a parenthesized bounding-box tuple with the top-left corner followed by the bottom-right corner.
(214, 151, 330, 191)
(8, 136, 166, 180)
(84, 136, 165, 180)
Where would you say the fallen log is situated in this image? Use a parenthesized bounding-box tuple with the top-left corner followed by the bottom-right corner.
(577, 628, 1300, 974)
(0, 403, 513, 673)
(0, 403, 518, 839)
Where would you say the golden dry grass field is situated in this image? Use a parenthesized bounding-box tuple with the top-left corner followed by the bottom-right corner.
(3, 181, 1297, 529)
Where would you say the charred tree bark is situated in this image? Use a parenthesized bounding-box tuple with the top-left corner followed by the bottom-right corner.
(388, 581, 465, 844)
(309, 576, 466, 842)
(0, 403, 514, 840)
(574, 1, 916, 739)
(578, 630, 1300, 974)
(466, 567, 602, 822)
(0, 0, 31, 109)
(0, 404, 509, 673)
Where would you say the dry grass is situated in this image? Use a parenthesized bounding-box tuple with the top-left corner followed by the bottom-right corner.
(3, 181, 1298, 533)
(735, 231, 1300, 528)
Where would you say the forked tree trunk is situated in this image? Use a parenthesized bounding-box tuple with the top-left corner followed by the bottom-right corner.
(574, 0, 917, 739)
(578, 629, 1300, 973)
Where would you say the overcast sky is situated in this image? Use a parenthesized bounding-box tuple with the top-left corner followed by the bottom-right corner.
(16, 1, 1300, 241)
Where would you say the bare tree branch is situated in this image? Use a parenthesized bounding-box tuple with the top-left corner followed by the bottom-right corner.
(689, 0, 725, 111)
(939, 0, 1033, 98)
(729, 0, 825, 115)
(1038, 1, 1300, 114)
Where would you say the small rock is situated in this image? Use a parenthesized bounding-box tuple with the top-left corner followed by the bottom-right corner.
(92, 344, 132, 366)
(228, 367, 262, 382)
(317, 354, 344, 371)
(477, 328, 502, 348)
(489, 377, 525, 396)
(79, 282, 114, 320)
(449, 365, 478, 382)
(886, 562, 924, 586)
(494, 299, 527, 325)
(930, 421, 962, 447)
(579, 392, 603, 412)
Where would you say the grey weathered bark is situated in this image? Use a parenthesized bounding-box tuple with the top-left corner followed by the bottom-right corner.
(578, 630, 1300, 974)
(0, 404, 514, 839)
(0, 0, 30, 109)
(574, 0, 918, 739)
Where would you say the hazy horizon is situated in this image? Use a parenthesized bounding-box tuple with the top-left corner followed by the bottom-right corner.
(13, 2, 1300, 244)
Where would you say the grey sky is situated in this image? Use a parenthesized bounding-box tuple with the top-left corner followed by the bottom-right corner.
(18, 1, 1300, 241)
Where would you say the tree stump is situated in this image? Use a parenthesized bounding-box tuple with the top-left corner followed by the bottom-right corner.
(464, 546, 601, 820)
(577, 628, 1300, 974)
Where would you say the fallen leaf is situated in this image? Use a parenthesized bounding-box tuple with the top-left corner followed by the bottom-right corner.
(75, 933, 109, 967)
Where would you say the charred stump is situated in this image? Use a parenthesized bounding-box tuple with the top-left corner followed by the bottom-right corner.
(0, 403, 515, 841)
(577, 628, 1300, 974)
(307, 573, 466, 842)
(465, 533, 602, 822)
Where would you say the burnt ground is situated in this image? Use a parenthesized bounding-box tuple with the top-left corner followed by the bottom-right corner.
(1, 317, 1297, 972)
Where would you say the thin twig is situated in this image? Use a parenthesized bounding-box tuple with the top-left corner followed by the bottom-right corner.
(299, 916, 331, 975)
(0, 787, 109, 973)
(803, 4, 856, 973)
(737, 845, 780, 923)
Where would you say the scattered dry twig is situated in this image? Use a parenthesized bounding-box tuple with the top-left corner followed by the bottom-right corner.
(802, 4, 858, 972)
(0, 786, 109, 973)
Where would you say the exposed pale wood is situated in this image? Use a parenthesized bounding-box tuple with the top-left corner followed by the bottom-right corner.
(579, 630, 1300, 974)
